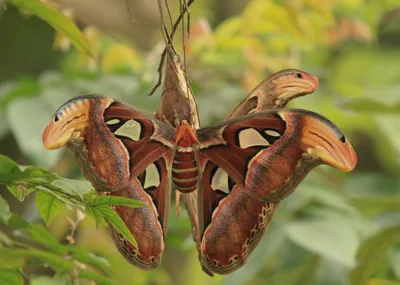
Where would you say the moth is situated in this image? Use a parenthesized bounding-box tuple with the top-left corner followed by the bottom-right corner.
(153, 44, 329, 274)
(42, 85, 357, 274)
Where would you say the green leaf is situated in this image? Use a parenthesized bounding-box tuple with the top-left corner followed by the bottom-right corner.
(0, 155, 22, 184)
(284, 218, 359, 267)
(35, 191, 65, 225)
(349, 227, 400, 285)
(87, 207, 107, 228)
(8, 0, 92, 56)
(31, 276, 67, 285)
(299, 182, 357, 213)
(0, 156, 57, 200)
(375, 116, 400, 171)
(314, 257, 349, 285)
(389, 248, 400, 280)
(0, 230, 13, 246)
(0, 270, 23, 285)
(51, 179, 93, 197)
(339, 98, 400, 114)
(0, 194, 11, 222)
(91, 195, 148, 208)
(21, 166, 57, 183)
(67, 246, 113, 276)
(367, 279, 400, 285)
(25, 224, 67, 256)
(12, 248, 75, 272)
(267, 255, 319, 285)
(0, 78, 40, 108)
(6, 214, 28, 229)
(94, 205, 137, 248)
(351, 197, 400, 216)
(78, 269, 117, 285)
(5, 219, 67, 256)
(6, 184, 33, 202)
(6, 98, 62, 168)
(0, 249, 25, 269)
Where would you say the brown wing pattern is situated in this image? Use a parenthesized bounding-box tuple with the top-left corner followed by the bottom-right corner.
(198, 109, 356, 203)
(106, 156, 172, 269)
(196, 115, 283, 274)
(41, 83, 357, 275)
(198, 173, 278, 273)
(196, 69, 321, 275)
(42, 94, 176, 269)
(196, 109, 356, 274)
(198, 157, 279, 274)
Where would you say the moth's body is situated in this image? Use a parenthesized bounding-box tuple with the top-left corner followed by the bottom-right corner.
(172, 123, 200, 193)
(42, 69, 356, 275)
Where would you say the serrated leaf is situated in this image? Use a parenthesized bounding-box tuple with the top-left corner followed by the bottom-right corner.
(6, 184, 33, 202)
(349, 227, 400, 285)
(21, 166, 57, 182)
(284, 218, 359, 267)
(51, 179, 93, 197)
(94, 205, 137, 248)
(91, 195, 147, 208)
(35, 191, 65, 225)
(0, 249, 25, 269)
(0, 270, 23, 285)
(0, 194, 11, 222)
(87, 207, 107, 228)
(78, 269, 117, 285)
(9, 0, 92, 56)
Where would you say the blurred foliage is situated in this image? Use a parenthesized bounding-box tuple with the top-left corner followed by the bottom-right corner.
(1, 0, 400, 284)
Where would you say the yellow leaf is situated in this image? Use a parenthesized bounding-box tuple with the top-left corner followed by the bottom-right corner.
(214, 17, 243, 39)
(101, 44, 143, 72)
(243, 0, 303, 38)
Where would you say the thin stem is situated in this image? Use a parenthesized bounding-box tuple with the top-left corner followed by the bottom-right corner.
(148, 0, 195, 96)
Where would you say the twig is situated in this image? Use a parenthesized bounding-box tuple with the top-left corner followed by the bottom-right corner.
(148, 0, 195, 96)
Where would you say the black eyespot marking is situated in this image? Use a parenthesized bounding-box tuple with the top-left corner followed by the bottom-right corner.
(54, 115, 59, 122)
(340, 135, 346, 143)
(296, 73, 303, 79)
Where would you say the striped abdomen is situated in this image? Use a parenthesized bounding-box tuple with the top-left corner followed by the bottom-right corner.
(172, 147, 198, 193)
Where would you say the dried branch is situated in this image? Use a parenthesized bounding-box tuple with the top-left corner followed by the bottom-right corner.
(148, 0, 195, 96)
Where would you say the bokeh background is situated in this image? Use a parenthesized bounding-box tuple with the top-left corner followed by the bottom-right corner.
(1, 0, 400, 284)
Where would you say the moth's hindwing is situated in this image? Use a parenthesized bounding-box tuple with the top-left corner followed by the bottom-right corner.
(105, 155, 173, 269)
(198, 159, 279, 273)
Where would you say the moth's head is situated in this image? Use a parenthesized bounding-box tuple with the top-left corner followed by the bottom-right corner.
(42, 96, 94, 150)
(271, 69, 319, 104)
(175, 120, 199, 147)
